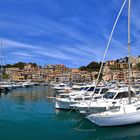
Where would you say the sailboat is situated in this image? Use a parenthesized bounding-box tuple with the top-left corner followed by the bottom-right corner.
(0, 40, 12, 92)
(86, 0, 140, 126)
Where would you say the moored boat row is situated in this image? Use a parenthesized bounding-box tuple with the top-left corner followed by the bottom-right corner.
(53, 83, 140, 126)
(0, 81, 45, 95)
(53, 0, 140, 127)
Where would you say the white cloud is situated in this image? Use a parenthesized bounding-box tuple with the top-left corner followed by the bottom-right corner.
(12, 52, 32, 57)
(37, 51, 73, 60)
(2, 38, 37, 49)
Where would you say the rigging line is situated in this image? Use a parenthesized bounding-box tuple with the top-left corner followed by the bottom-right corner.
(88, 0, 128, 109)
(128, 0, 131, 104)
(66, 107, 75, 116)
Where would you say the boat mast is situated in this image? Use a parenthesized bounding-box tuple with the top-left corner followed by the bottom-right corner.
(128, 0, 131, 104)
(0, 40, 3, 83)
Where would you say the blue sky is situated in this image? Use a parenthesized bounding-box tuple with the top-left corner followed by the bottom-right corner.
(0, 0, 140, 68)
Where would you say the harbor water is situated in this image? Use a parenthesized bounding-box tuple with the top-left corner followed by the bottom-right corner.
(0, 86, 140, 140)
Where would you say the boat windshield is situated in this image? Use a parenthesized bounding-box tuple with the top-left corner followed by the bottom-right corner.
(114, 91, 135, 99)
(94, 88, 100, 94)
(87, 87, 95, 91)
(59, 85, 65, 87)
(84, 97, 91, 100)
(83, 87, 89, 90)
(103, 92, 116, 99)
(74, 98, 83, 101)
(60, 95, 69, 98)
(82, 87, 95, 91)
(100, 88, 109, 94)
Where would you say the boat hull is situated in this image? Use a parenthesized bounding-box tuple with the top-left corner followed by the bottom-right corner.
(86, 111, 140, 126)
(74, 104, 119, 115)
(55, 99, 77, 110)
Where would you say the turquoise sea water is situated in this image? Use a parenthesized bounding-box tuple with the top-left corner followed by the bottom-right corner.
(0, 86, 140, 140)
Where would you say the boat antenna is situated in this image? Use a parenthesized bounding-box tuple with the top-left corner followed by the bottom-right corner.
(128, 0, 131, 104)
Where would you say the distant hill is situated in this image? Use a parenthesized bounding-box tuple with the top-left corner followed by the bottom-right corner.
(79, 61, 102, 72)
(4, 62, 38, 69)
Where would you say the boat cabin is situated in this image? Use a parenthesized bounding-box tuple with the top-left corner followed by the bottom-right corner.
(103, 89, 135, 100)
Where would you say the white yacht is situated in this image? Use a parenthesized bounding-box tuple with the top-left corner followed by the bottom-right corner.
(71, 84, 90, 91)
(74, 87, 137, 115)
(22, 81, 34, 87)
(55, 93, 87, 110)
(0, 82, 13, 91)
(55, 85, 95, 110)
(53, 83, 72, 94)
(86, 102, 140, 126)
(55, 86, 109, 110)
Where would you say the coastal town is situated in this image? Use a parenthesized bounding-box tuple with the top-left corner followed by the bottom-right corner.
(3, 56, 140, 83)
(1, 0, 140, 138)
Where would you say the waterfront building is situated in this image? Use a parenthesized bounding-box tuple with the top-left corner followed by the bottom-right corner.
(71, 68, 80, 73)
(43, 64, 55, 73)
(5, 68, 23, 81)
(54, 64, 66, 72)
(24, 63, 38, 72)
(5, 67, 20, 75)
(106, 60, 117, 67)
(4, 56, 140, 83)
(118, 63, 128, 69)
(11, 70, 25, 81)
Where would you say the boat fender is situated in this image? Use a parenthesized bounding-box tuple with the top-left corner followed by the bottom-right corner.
(106, 105, 110, 110)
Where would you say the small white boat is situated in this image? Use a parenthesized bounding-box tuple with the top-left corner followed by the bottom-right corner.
(0, 82, 13, 91)
(86, 103, 140, 126)
(55, 86, 109, 110)
(22, 81, 33, 87)
(53, 83, 68, 90)
(53, 83, 72, 94)
(72, 87, 136, 115)
(55, 94, 77, 110)
(72, 84, 89, 91)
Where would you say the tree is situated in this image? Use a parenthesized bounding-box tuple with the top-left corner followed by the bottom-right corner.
(79, 61, 101, 72)
(87, 61, 101, 71)
(2, 73, 9, 79)
(79, 66, 86, 71)
(4, 64, 13, 68)
(116, 59, 120, 63)
(32, 63, 38, 67)
(4, 62, 26, 69)
(14, 62, 26, 69)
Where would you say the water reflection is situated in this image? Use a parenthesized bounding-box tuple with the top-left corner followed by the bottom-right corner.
(8, 86, 54, 103)
(75, 119, 140, 140)
(0, 86, 140, 140)
(0, 86, 55, 121)
(55, 109, 83, 122)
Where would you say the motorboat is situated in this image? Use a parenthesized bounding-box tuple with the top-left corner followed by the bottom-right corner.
(86, 102, 140, 126)
(55, 86, 109, 110)
(0, 82, 12, 91)
(74, 87, 137, 115)
(53, 83, 72, 94)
